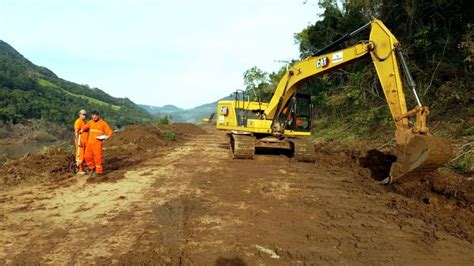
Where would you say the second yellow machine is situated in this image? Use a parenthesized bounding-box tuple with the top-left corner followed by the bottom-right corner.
(216, 19, 452, 183)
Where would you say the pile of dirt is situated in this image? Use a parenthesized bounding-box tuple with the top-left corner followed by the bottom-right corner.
(106, 125, 169, 149)
(389, 172, 474, 208)
(313, 141, 373, 178)
(0, 146, 74, 187)
(100, 124, 180, 181)
(314, 141, 474, 242)
(0, 124, 205, 189)
(314, 141, 474, 208)
(169, 123, 206, 136)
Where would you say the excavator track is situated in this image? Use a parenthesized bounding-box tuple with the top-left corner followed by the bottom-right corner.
(290, 139, 317, 162)
(230, 134, 256, 159)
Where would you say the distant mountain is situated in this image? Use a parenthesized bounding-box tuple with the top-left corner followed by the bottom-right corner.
(0, 40, 152, 127)
(139, 104, 183, 115)
(141, 96, 232, 123)
(173, 101, 217, 123)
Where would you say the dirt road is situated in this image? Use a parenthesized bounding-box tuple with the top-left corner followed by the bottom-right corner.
(1, 126, 473, 264)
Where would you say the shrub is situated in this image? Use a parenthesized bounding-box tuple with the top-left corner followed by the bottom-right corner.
(451, 153, 473, 174)
(162, 130, 177, 141)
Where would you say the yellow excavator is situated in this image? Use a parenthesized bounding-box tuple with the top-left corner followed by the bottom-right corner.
(202, 113, 216, 123)
(216, 19, 452, 183)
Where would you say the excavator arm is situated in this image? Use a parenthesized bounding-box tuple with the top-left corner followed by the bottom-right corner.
(265, 20, 408, 123)
(264, 19, 452, 183)
(264, 42, 370, 120)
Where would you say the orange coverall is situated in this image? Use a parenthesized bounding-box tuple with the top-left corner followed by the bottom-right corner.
(74, 118, 89, 172)
(82, 119, 113, 174)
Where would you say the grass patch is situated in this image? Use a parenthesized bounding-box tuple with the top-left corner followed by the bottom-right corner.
(462, 126, 474, 137)
(37, 78, 121, 111)
(162, 130, 177, 141)
(450, 153, 473, 174)
(37, 79, 59, 88)
(312, 105, 393, 144)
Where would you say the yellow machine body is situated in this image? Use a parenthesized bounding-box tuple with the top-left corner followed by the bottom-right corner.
(217, 100, 310, 136)
(216, 19, 452, 183)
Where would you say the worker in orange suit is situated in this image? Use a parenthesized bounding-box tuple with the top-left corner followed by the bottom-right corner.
(81, 111, 113, 177)
(74, 109, 89, 174)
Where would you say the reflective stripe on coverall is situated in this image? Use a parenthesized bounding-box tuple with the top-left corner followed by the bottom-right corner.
(82, 119, 113, 174)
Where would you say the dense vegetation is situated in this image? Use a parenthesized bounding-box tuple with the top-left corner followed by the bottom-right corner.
(0, 40, 153, 128)
(294, 0, 472, 138)
(243, 0, 472, 171)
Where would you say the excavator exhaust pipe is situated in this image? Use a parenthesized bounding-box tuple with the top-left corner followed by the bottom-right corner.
(383, 135, 453, 184)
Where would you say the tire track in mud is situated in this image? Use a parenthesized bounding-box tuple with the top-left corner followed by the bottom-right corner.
(1, 126, 473, 264)
(0, 135, 211, 264)
(112, 128, 474, 265)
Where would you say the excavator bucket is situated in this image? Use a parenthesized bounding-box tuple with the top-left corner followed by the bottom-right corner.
(387, 135, 452, 183)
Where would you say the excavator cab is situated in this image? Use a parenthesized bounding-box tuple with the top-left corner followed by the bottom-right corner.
(283, 94, 312, 132)
(217, 18, 452, 184)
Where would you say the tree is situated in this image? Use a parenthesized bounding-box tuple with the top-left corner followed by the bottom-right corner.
(243, 66, 272, 102)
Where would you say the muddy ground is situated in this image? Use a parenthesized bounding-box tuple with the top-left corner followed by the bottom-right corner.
(0, 124, 473, 264)
(0, 124, 200, 188)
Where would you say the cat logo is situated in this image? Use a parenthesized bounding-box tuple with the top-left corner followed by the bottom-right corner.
(316, 57, 329, 68)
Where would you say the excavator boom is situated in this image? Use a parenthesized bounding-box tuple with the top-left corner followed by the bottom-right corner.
(217, 19, 452, 183)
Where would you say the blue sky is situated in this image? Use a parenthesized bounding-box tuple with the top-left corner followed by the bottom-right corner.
(0, 0, 320, 108)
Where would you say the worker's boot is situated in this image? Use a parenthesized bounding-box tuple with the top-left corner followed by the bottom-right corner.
(87, 168, 96, 177)
(76, 165, 85, 175)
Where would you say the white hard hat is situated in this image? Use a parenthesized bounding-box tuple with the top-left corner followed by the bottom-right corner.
(79, 109, 87, 115)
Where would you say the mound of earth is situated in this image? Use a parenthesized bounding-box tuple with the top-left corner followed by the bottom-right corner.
(106, 125, 170, 149)
(101, 124, 180, 181)
(389, 171, 474, 208)
(0, 146, 74, 187)
(313, 141, 474, 242)
(169, 123, 206, 136)
(0, 124, 205, 189)
(314, 141, 474, 208)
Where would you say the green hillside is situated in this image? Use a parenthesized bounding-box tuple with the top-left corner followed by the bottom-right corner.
(295, 1, 473, 153)
(139, 104, 183, 116)
(0, 40, 153, 128)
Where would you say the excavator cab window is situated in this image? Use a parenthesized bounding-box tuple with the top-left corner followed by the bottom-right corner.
(285, 94, 312, 132)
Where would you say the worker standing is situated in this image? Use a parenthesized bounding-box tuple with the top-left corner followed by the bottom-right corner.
(74, 109, 89, 174)
(81, 111, 113, 177)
